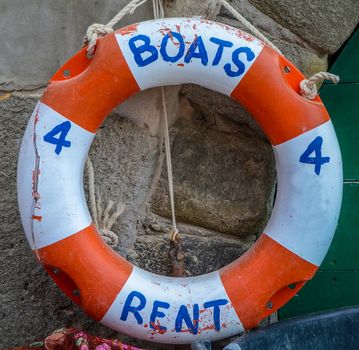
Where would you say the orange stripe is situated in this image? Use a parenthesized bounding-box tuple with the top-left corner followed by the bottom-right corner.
(220, 234, 317, 329)
(38, 225, 133, 320)
(41, 33, 140, 133)
(231, 46, 330, 145)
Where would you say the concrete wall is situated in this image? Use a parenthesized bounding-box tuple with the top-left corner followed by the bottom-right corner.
(0, 0, 358, 348)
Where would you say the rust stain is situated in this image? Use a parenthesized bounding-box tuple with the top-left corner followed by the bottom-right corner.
(158, 26, 172, 36)
(32, 110, 41, 201)
(177, 63, 184, 67)
(0, 92, 12, 101)
(150, 321, 167, 335)
(199, 324, 215, 332)
(118, 23, 139, 36)
(31, 108, 41, 257)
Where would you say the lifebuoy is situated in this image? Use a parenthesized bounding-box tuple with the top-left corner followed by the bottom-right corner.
(17, 18, 342, 344)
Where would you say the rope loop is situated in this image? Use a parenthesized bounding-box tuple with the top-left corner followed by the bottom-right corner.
(299, 72, 340, 100)
(82, 23, 114, 58)
(81, 0, 339, 250)
(85, 158, 124, 248)
(99, 228, 120, 247)
(170, 227, 179, 242)
(215, 0, 340, 100)
(82, 0, 152, 58)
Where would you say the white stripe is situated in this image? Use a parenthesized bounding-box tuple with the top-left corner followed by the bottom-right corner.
(265, 121, 343, 266)
(17, 102, 94, 249)
(101, 267, 243, 344)
(116, 18, 264, 96)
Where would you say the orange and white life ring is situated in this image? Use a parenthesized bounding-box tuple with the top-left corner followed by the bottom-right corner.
(17, 18, 342, 344)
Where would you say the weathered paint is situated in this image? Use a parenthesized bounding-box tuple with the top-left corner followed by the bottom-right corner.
(115, 18, 264, 95)
(17, 18, 342, 344)
(101, 268, 243, 343)
(18, 102, 94, 250)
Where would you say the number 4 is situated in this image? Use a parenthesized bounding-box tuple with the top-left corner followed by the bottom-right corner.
(299, 136, 330, 175)
(43, 121, 72, 155)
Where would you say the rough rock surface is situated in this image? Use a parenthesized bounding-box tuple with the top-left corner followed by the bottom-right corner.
(87, 108, 160, 256)
(217, 0, 329, 77)
(0, 0, 357, 348)
(132, 231, 254, 277)
(0, 91, 272, 349)
(181, 84, 266, 138)
(151, 107, 275, 236)
(0, 95, 108, 346)
(249, 0, 359, 53)
(164, 0, 220, 18)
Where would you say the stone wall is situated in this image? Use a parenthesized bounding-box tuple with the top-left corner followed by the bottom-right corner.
(0, 0, 357, 348)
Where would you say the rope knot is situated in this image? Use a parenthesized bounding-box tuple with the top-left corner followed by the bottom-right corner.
(99, 228, 119, 247)
(82, 23, 114, 58)
(85, 158, 124, 248)
(169, 227, 179, 242)
(95, 198, 125, 248)
(300, 72, 340, 100)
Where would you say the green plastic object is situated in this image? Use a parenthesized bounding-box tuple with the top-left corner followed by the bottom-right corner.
(321, 184, 359, 271)
(328, 28, 359, 83)
(279, 27, 359, 320)
(320, 83, 359, 180)
(279, 272, 359, 319)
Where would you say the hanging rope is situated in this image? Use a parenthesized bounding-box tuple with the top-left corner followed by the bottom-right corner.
(85, 158, 125, 247)
(300, 72, 340, 100)
(81, 0, 340, 249)
(82, 0, 151, 58)
(82, 0, 340, 95)
(212, 0, 340, 98)
(159, 85, 185, 276)
(217, 0, 281, 54)
(81, 0, 182, 268)
(152, 0, 164, 18)
(160, 87, 179, 242)
(151, 0, 185, 277)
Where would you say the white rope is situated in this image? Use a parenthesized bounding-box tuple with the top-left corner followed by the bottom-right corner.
(82, 0, 151, 58)
(83, 0, 339, 100)
(82, 23, 114, 58)
(215, 0, 340, 99)
(81, 0, 339, 246)
(82, 0, 175, 242)
(151, 0, 179, 242)
(85, 158, 125, 247)
(161, 87, 179, 242)
(300, 72, 340, 100)
(217, 0, 282, 54)
(152, 0, 164, 18)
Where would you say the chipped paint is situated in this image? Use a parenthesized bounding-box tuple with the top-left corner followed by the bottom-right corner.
(101, 267, 243, 342)
(32, 215, 42, 221)
(30, 107, 41, 255)
(116, 17, 264, 95)
(118, 23, 139, 36)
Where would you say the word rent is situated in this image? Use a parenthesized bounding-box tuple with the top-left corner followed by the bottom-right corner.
(120, 290, 229, 334)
